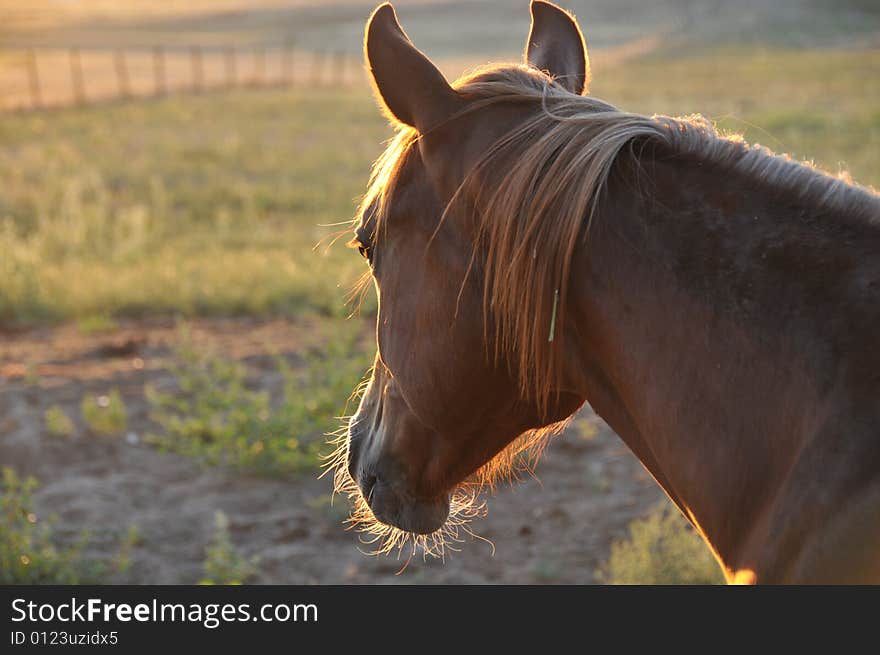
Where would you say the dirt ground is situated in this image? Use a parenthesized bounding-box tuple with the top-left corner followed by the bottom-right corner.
(0, 318, 665, 584)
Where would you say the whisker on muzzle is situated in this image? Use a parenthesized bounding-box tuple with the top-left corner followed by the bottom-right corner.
(323, 392, 569, 562)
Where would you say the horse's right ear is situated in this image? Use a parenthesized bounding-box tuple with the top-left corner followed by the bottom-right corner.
(364, 3, 462, 133)
(524, 1, 589, 95)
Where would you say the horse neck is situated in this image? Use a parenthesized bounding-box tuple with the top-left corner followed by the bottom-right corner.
(563, 149, 871, 577)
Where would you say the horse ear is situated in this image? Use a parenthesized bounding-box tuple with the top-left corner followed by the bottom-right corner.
(364, 3, 462, 132)
(524, 0, 590, 95)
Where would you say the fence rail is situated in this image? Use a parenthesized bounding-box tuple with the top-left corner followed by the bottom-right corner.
(1, 44, 361, 112)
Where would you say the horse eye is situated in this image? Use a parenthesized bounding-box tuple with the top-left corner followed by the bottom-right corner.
(350, 229, 373, 263)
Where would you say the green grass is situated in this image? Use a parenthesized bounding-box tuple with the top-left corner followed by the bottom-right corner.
(598, 504, 725, 585)
(44, 405, 75, 438)
(1, 48, 877, 324)
(111, 525, 142, 579)
(0, 468, 93, 584)
(593, 48, 880, 186)
(146, 321, 371, 476)
(0, 464, 163, 584)
(81, 389, 129, 436)
(199, 511, 259, 585)
(76, 313, 119, 335)
(0, 89, 385, 324)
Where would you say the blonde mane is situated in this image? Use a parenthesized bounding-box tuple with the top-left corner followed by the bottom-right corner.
(358, 63, 879, 417)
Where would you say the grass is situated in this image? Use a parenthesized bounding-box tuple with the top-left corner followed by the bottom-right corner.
(0, 89, 385, 324)
(44, 405, 75, 438)
(1, 48, 877, 325)
(594, 48, 880, 186)
(111, 525, 142, 578)
(0, 467, 93, 583)
(76, 313, 119, 335)
(598, 504, 725, 585)
(146, 322, 371, 476)
(0, 463, 180, 584)
(81, 389, 129, 436)
(200, 511, 259, 585)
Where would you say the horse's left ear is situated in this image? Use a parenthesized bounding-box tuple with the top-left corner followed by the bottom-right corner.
(365, 3, 463, 132)
(524, 0, 590, 95)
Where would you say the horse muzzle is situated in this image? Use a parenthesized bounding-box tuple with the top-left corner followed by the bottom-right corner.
(347, 424, 450, 535)
(361, 475, 450, 535)
(346, 384, 451, 535)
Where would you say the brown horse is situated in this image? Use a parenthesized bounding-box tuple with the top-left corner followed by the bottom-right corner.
(329, 1, 880, 583)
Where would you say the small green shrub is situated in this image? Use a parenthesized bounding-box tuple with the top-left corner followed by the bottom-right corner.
(0, 468, 92, 584)
(111, 525, 142, 577)
(199, 511, 258, 585)
(599, 504, 725, 585)
(24, 364, 40, 386)
(44, 405, 75, 438)
(76, 314, 118, 335)
(571, 415, 599, 441)
(81, 389, 128, 436)
(147, 322, 370, 476)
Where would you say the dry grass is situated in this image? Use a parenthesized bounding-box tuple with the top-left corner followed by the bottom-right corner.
(2, 46, 876, 325)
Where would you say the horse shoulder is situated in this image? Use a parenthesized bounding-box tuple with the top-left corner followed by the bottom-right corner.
(788, 477, 880, 583)
(739, 410, 880, 583)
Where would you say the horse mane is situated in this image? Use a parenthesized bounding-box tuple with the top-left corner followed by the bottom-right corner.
(357, 63, 880, 415)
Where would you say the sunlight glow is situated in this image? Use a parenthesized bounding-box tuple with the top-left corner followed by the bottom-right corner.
(321, 368, 570, 565)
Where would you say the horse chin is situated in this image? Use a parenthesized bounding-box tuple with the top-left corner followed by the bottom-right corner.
(367, 479, 451, 535)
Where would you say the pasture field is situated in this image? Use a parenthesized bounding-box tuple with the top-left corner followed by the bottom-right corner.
(2, 48, 877, 325)
(0, 89, 382, 323)
(1, 0, 878, 583)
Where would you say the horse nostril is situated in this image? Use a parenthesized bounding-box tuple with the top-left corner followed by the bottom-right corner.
(347, 457, 358, 486)
(346, 420, 367, 482)
(361, 473, 378, 506)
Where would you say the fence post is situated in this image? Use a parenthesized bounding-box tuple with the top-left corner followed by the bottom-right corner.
(225, 45, 236, 88)
(114, 49, 130, 98)
(153, 45, 166, 96)
(282, 40, 294, 85)
(191, 46, 203, 92)
(69, 48, 85, 104)
(26, 49, 42, 109)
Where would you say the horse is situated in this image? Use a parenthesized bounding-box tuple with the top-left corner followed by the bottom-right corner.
(329, 1, 880, 583)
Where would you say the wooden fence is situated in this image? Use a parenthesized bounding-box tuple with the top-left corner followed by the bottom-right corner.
(2, 44, 361, 111)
